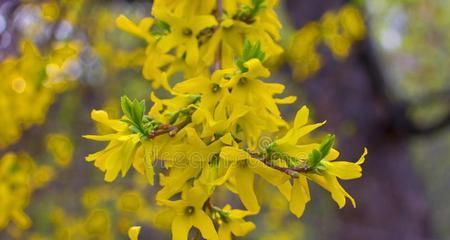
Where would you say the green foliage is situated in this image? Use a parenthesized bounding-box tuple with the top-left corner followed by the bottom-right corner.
(120, 95, 158, 139)
(234, 0, 266, 23)
(151, 20, 171, 35)
(236, 40, 266, 72)
(308, 134, 335, 169)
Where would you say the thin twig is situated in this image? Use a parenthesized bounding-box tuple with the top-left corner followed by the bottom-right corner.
(214, 0, 223, 71)
(249, 151, 311, 177)
(264, 160, 310, 177)
(149, 117, 191, 139)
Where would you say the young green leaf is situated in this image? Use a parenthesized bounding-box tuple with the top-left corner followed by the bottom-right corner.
(236, 40, 266, 72)
(308, 149, 322, 168)
(319, 134, 335, 159)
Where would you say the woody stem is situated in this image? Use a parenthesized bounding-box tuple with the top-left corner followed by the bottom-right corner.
(249, 151, 311, 178)
(149, 117, 191, 139)
(214, 0, 223, 71)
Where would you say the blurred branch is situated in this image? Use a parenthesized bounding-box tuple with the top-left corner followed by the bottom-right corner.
(406, 113, 450, 135)
(357, 37, 450, 136)
(41, 1, 68, 51)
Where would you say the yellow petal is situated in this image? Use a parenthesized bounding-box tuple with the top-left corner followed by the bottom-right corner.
(191, 15, 218, 33)
(173, 76, 209, 93)
(356, 147, 368, 165)
(235, 167, 260, 212)
(243, 59, 270, 78)
(220, 147, 250, 162)
(294, 106, 309, 128)
(308, 173, 355, 208)
(219, 133, 235, 146)
(230, 220, 255, 237)
(128, 226, 141, 240)
(83, 133, 122, 141)
(248, 157, 289, 185)
(172, 216, 192, 240)
(274, 96, 297, 104)
(324, 161, 362, 180)
(218, 224, 232, 240)
(153, 208, 176, 230)
(143, 141, 155, 185)
(193, 211, 218, 240)
(185, 186, 210, 210)
(91, 110, 127, 132)
(212, 163, 237, 186)
(185, 38, 199, 66)
(290, 122, 326, 144)
(276, 181, 292, 200)
(289, 176, 310, 218)
(116, 15, 153, 41)
(156, 166, 200, 201)
(158, 33, 182, 52)
(12, 210, 31, 229)
(120, 138, 139, 177)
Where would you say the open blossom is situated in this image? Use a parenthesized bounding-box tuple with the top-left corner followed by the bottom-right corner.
(216, 205, 256, 240)
(84, 110, 144, 182)
(203, 0, 283, 67)
(157, 186, 218, 240)
(154, 10, 217, 66)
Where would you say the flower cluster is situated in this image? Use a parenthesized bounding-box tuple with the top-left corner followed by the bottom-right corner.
(287, 4, 366, 79)
(0, 153, 54, 231)
(28, 184, 157, 239)
(86, 1, 367, 239)
(0, 40, 79, 148)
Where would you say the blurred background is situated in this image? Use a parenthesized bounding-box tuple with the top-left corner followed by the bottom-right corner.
(0, 0, 448, 239)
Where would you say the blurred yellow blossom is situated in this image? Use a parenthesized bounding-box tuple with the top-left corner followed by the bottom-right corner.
(46, 134, 74, 167)
(287, 4, 366, 79)
(0, 153, 53, 230)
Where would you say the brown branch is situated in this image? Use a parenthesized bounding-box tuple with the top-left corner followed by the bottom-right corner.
(263, 160, 310, 178)
(358, 36, 450, 136)
(149, 117, 191, 139)
(406, 113, 450, 135)
(214, 0, 223, 71)
(249, 151, 311, 178)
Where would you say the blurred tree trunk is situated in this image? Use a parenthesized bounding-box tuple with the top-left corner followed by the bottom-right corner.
(285, 1, 432, 240)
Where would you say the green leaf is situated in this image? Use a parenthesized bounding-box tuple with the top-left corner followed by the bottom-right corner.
(151, 20, 171, 35)
(120, 96, 133, 120)
(319, 134, 335, 159)
(234, 0, 266, 24)
(120, 95, 152, 136)
(308, 149, 322, 168)
(307, 135, 336, 169)
(236, 40, 266, 72)
(236, 124, 243, 133)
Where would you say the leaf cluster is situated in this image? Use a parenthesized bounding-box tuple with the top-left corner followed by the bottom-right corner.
(234, 0, 266, 23)
(308, 134, 335, 169)
(236, 40, 266, 72)
(120, 95, 159, 139)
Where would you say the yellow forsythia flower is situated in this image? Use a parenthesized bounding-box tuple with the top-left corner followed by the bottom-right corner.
(84, 110, 145, 182)
(158, 186, 218, 240)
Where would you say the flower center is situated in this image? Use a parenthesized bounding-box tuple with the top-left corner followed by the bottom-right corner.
(211, 83, 220, 93)
(185, 206, 195, 216)
(239, 77, 248, 85)
(182, 28, 193, 36)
